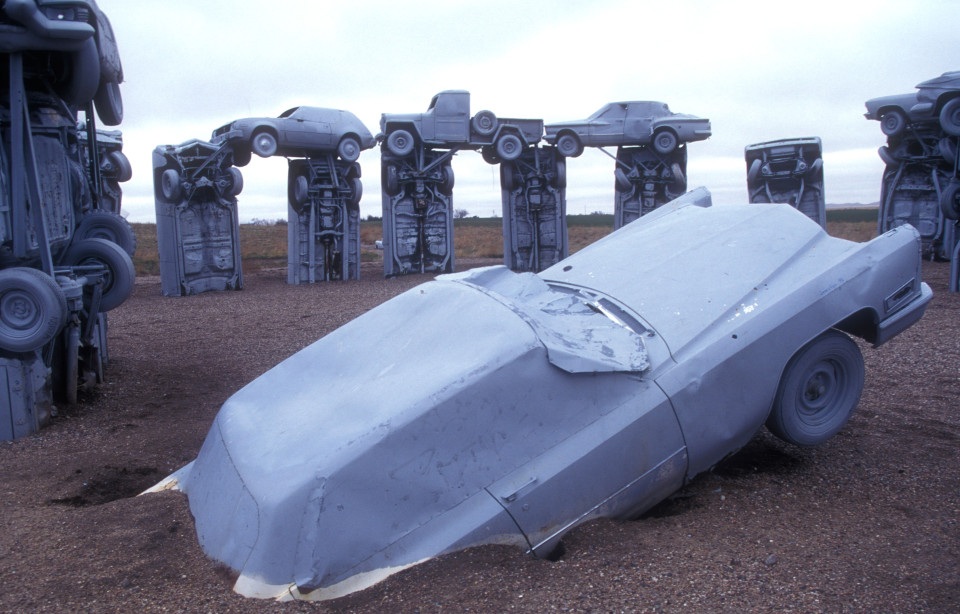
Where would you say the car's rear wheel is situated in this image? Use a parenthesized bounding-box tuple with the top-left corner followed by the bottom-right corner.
(105, 151, 133, 183)
(652, 129, 678, 155)
(290, 174, 310, 207)
(382, 164, 400, 196)
(440, 164, 455, 195)
(940, 180, 960, 220)
(500, 163, 517, 191)
(251, 130, 278, 157)
(553, 158, 566, 189)
(939, 137, 957, 165)
(338, 136, 362, 162)
(226, 167, 244, 197)
(231, 145, 252, 167)
(670, 162, 686, 188)
(556, 133, 582, 158)
(939, 98, 960, 136)
(160, 168, 182, 201)
(747, 159, 762, 186)
(880, 109, 907, 137)
(878, 145, 898, 167)
(614, 167, 631, 192)
(767, 330, 864, 447)
(94, 80, 124, 126)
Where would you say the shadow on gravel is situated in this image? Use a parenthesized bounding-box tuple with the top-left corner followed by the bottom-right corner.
(48, 466, 161, 507)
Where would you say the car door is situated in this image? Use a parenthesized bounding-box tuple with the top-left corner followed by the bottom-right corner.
(485, 380, 687, 556)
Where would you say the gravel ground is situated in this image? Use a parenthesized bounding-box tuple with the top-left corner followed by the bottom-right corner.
(0, 258, 957, 613)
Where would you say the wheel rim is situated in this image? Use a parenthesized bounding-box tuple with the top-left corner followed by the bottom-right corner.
(797, 359, 845, 427)
(339, 138, 360, 162)
(1, 288, 44, 342)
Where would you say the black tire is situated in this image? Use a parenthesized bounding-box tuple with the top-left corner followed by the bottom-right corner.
(161, 168, 182, 201)
(747, 159, 762, 186)
(481, 147, 501, 165)
(877, 145, 898, 167)
(74, 210, 137, 256)
(382, 164, 400, 196)
(231, 145, 252, 168)
(500, 163, 517, 191)
(0, 268, 68, 353)
(553, 159, 567, 189)
(652, 129, 678, 155)
(58, 38, 100, 106)
(251, 130, 278, 157)
(670, 162, 686, 188)
(386, 129, 415, 157)
(767, 330, 864, 447)
(104, 151, 133, 183)
(94, 80, 124, 126)
(349, 177, 363, 206)
(60, 238, 135, 312)
(471, 110, 497, 136)
(880, 109, 907, 137)
(291, 174, 310, 207)
(226, 167, 244, 197)
(940, 181, 960, 220)
(440, 164, 455, 195)
(939, 98, 960, 136)
(939, 137, 957, 166)
(338, 136, 362, 162)
(495, 133, 523, 161)
(345, 162, 362, 179)
(556, 133, 582, 158)
(614, 167, 631, 192)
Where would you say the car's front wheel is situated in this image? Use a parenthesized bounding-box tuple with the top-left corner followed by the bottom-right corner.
(940, 180, 960, 220)
(338, 136, 362, 162)
(766, 330, 864, 447)
(652, 129, 678, 155)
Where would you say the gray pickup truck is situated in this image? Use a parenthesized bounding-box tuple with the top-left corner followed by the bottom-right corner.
(379, 90, 542, 162)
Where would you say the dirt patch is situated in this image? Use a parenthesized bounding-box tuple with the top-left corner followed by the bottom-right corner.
(0, 259, 957, 612)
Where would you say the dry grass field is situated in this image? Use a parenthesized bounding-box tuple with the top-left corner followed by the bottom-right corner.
(130, 208, 879, 277)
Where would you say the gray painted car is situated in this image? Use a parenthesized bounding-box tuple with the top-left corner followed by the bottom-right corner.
(211, 106, 375, 164)
(544, 101, 711, 157)
(0, 0, 124, 125)
(865, 70, 960, 137)
(154, 188, 931, 601)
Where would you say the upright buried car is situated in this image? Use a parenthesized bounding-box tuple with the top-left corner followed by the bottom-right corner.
(156, 188, 931, 601)
(210, 106, 376, 164)
(544, 101, 711, 157)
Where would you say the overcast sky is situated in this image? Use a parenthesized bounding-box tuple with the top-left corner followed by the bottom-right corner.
(94, 0, 958, 222)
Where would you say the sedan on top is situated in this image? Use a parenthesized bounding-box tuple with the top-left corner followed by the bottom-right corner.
(544, 101, 711, 157)
(211, 106, 376, 164)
